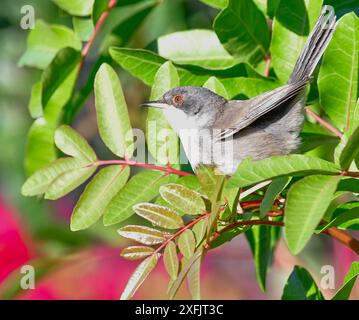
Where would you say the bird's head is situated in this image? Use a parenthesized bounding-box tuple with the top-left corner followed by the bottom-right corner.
(142, 86, 226, 131)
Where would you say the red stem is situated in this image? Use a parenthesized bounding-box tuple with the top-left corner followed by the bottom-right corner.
(305, 107, 343, 139)
(264, 55, 271, 77)
(341, 171, 359, 178)
(154, 213, 210, 254)
(95, 160, 192, 177)
(80, 0, 117, 64)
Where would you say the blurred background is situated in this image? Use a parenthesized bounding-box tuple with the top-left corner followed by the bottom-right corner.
(0, 0, 358, 299)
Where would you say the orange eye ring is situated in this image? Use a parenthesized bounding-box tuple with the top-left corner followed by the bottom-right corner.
(172, 94, 184, 105)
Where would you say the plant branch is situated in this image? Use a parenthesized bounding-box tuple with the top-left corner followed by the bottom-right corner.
(341, 171, 359, 178)
(324, 228, 359, 255)
(81, 0, 117, 62)
(264, 55, 271, 77)
(207, 219, 359, 255)
(95, 159, 192, 177)
(154, 213, 210, 254)
(305, 107, 343, 139)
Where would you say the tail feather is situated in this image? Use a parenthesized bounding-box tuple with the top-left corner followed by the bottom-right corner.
(289, 5, 336, 84)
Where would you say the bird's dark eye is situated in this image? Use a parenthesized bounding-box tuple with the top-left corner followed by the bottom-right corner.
(172, 94, 184, 105)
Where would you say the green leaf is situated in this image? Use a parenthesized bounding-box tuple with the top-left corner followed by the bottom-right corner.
(178, 230, 196, 259)
(229, 155, 340, 188)
(260, 177, 291, 216)
(73, 17, 94, 41)
(246, 225, 274, 291)
(94, 63, 134, 158)
(103, 170, 170, 226)
(159, 183, 206, 216)
(195, 165, 218, 199)
(187, 255, 201, 300)
(163, 241, 179, 280)
(338, 125, 359, 170)
(319, 207, 359, 232)
(54, 125, 97, 162)
(120, 246, 155, 260)
(213, 0, 270, 65)
(133, 203, 184, 230)
(18, 20, 81, 69)
(318, 13, 359, 131)
(52, 0, 94, 16)
(41, 47, 81, 107)
(200, 0, 228, 10)
(44, 165, 96, 200)
(109, 47, 253, 87)
(158, 30, 235, 70)
(70, 165, 130, 231)
(203, 77, 229, 99)
(25, 66, 78, 175)
(110, 47, 208, 86)
(285, 175, 340, 254)
(271, 0, 323, 83)
(210, 226, 246, 249)
(168, 248, 203, 299)
(192, 219, 208, 245)
(220, 77, 279, 99)
(282, 266, 324, 300)
(120, 253, 160, 300)
(332, 262, 359, 300)
(21, 157, 89, 197)
(118, 225, 167, 245)
(147, 62, 180, 165)
(28, 82, 43, 118)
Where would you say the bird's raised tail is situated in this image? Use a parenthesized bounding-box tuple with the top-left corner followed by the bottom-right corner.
(289, 5, 336, 84)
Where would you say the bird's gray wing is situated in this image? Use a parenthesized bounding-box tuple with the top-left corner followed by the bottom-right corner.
(214, 79, 308, 140)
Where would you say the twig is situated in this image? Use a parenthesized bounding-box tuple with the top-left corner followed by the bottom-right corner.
(341, 171, 359, 178)
(80, 0, 117, 64)
(207, 219, 359, 255)
(95, 159, 192, 177)
(264, 55, 271, 77)
(154, 213, 210, 254)
(305, 107, 343, 139)
(325, 228, 359, 255)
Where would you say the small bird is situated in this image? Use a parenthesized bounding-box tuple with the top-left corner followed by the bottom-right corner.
(143, 7, 336, 175)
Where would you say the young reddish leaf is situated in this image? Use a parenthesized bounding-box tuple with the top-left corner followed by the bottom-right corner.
(120, 253, 160, 300)
(163, 241, 179, 280)
(159, 183, 206, 216)
(168, 248, 204, 299)
(118, 225, 168, 245)
(120, 246, 155, 260)
(178, 229, 196, 259)
(133, 203, 183, 229)
(192, 219, 208, 245)
(187, 254, 201, 300)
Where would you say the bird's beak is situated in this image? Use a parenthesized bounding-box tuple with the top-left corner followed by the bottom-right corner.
(141, 100, 169, 109)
